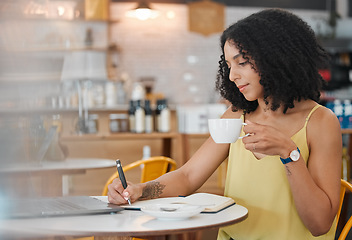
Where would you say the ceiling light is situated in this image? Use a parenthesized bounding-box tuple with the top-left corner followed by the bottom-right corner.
(125, 1, 159, 21)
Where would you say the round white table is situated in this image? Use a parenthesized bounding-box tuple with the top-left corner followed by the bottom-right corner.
(0, 158, 116, 173)
(0, 158, 116, 197)
(0, 200, 248, 240)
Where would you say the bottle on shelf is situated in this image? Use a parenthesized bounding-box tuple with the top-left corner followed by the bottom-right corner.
(144, 99, 154, 133)
(157, 99, 170, 133)
(333, 99, 344, 128)
(343, 99, 352, 129)
(143, 145, 151, 160)
(135, 100, 145, 133)
(128, 100, 136, 133)
(325, 100, 334, 112)
(155, 99, 162, 132)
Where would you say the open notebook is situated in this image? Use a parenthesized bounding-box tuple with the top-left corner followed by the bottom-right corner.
(94, 193, 236, 213)
(5, 196, 123, 218)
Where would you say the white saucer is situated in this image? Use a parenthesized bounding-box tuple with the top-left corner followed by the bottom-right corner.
(141, 204, 204, 220)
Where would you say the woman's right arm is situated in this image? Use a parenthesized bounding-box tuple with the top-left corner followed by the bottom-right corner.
(107, 107, 240, 205)
(107, 136, 231, 204)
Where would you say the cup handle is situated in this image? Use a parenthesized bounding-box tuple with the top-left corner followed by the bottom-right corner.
(238, 133, 250, 139)
(238, 122, 249, 139)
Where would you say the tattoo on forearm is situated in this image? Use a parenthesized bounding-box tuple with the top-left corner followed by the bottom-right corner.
(285, 165, 292, 176)
(139, 181, 165, 200)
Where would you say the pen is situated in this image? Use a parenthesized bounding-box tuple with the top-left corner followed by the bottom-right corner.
(116, 159, 131, 205)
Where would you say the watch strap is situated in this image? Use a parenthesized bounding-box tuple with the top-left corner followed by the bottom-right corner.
(280, 147, 300, 164)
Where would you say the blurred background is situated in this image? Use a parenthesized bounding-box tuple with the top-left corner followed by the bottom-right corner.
(0, 0, 351, 230)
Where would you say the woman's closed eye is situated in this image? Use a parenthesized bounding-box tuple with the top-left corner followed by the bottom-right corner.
(238, 61, 249, 66)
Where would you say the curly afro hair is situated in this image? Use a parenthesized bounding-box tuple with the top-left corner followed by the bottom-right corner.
(216, 8, 329, 114)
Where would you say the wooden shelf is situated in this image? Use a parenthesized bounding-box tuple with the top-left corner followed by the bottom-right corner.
(61, 132, 181, 141)
(0, 105, 129, 114)
(182, 133, 209, 138)
(0, 16, 110, 23)
(60, 131, 184, 168)
(342, 129, 352, 134)
(5, 46, 108, 53)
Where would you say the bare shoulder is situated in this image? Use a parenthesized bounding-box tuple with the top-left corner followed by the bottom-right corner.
(307, 104, 342, 146)
(221, 106, 243, 119)
(309, 105, 341, 132)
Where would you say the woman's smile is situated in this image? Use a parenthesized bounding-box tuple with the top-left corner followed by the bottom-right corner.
(237, 83, 249, 93)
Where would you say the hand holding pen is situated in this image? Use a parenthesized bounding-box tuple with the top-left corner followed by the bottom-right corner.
(116, 159, 131, 205)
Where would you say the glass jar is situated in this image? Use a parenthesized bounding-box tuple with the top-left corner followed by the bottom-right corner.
(87, 114, 99, 134)
(110, 114, 128, 133)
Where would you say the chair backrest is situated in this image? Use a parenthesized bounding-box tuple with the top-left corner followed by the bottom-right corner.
(102, 156, 177, 196)
(336, 179, 352, 240)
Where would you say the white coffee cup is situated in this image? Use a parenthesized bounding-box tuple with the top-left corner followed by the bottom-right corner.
(208, 119, 248, 144)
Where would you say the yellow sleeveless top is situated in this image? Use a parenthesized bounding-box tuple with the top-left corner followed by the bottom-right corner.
(218, 105, 336, 240)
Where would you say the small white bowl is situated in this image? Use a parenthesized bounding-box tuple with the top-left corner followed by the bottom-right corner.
(141, 204, 204, 220)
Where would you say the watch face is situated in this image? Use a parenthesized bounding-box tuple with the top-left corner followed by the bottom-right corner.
(290, 150, 300, 161)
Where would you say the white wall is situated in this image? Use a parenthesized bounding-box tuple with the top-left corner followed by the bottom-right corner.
(110, 3, 352, 104)
(1, 2, 351, 106)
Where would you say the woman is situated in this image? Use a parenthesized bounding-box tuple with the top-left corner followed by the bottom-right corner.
(108, 8, 342, 240)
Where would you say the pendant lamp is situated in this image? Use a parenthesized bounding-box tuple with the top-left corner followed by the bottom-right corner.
(125, 1, 159, 21)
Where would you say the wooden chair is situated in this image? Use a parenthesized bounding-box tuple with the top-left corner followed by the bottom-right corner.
(78, 156, 177, 240)
(336, 179, 352, 240)
(102, 156, 177, 240)
(102, 156, 177, 196)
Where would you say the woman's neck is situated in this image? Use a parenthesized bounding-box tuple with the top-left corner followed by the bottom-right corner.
(254, 98, 294, 120)
(255, 98, 312, 117)
(256, 98, 279, 113)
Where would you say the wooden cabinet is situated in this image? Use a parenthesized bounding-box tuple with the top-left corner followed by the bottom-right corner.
(58, 107, 184, 164)
(55, 107, 185, 196)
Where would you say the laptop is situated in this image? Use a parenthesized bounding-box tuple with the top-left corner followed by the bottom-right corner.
(5, 196, 123, 218)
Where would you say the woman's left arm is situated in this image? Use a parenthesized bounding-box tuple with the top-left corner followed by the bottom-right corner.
(242, 107, 342, 236)
(286, 108, 342, 236)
